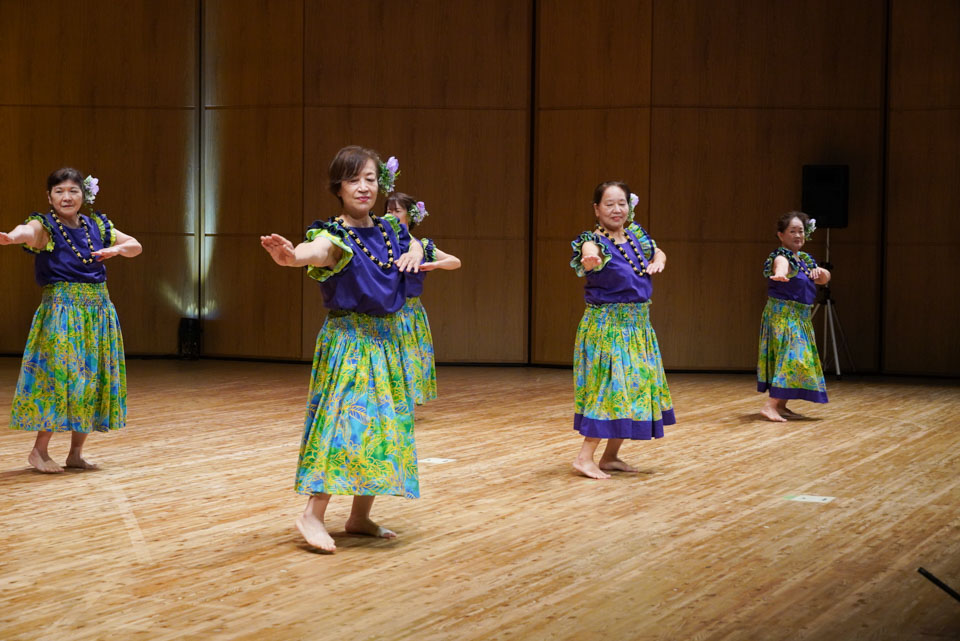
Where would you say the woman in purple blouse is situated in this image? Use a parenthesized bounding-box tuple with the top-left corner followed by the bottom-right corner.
(569, 181, 676, 479)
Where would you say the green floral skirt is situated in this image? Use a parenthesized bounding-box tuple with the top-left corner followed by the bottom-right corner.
(10, 282, 126, 432)
(757, 297, 828, 403)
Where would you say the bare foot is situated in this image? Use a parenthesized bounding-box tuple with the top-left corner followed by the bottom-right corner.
(760, 406, 787, 422)
(296, 515, 336, 553)
(599, 458, 639, 473)
(28, 448, 63, 474)
(64, 454, 100, 470)
(573, 458, 611, 479)
(345, 517, 397, 539)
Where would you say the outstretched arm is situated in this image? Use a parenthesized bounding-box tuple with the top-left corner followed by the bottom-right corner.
(418, 247, 462, 272)
(770, 255, 790, 282)
(580, 240, 603, 272)
(0, 220, 49, 251)
(260, 233, 342, 268)
(92, 229, 142, 261)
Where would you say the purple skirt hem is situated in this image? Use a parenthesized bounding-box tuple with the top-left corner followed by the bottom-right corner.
(757, 382, 828, 403)
(574, 409, 674, 440)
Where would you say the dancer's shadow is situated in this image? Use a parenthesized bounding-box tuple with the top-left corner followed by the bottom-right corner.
(738, 413, 823, 424)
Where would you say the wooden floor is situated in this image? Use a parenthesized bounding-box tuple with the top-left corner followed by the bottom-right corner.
(0, 358, 957, 641)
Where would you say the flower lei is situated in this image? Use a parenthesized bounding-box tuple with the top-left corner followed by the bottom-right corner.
(628, 193, 639, 222)
(378, 156, 399, 195)
(408, 200, 429, 225)
(804, 217, 816, 240)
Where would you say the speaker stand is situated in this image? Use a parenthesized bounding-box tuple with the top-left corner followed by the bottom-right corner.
(811, 229, 856, 379)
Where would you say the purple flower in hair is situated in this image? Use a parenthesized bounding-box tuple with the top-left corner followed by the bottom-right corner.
(83, 175, 100, 205)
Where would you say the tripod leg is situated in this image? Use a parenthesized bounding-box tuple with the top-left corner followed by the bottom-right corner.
(830, 301, 857, 374)
(822, 303, 831, 369)
(826, 300, 842, 378)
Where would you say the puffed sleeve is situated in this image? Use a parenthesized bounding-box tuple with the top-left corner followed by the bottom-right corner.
(21, 213, 55, 254)
(628, 222, 658, 261)
(763, 248, 798, 279)
(303, 220, 354, 282)
(570, 230, 612, 277)
(418, 237, 438, 262)
(93, 212, 117, 248)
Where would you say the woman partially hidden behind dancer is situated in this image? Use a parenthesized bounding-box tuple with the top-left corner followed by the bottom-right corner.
(261, 146, 424, 553)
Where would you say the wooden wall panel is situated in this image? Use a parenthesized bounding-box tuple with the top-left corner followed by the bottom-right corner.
(302, 107, 528, 240)
(304, 0, 531, 108)
(203, 235, 302, 358)
(203, 108, 303, 235)
(649, 108, 882, 243)
(890, 0, 960, 109)
(884, 110, 960, 375)
(0, 0, 196, 107)
(0, 246, 42, 354)
(652, 0, 884, 108)
(535, 109, 651, 241)
(537, 0, 652, 108)
(204, 0, 303, 107)
(107, 233, 197, 354)
(532, 239, 588, 365)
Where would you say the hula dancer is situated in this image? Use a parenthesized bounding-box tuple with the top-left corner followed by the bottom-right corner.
(758, 211, 830, 421)
(570, 181, 675, 480)
(260, 146, 424, 553)
(385, 192, 461, 405)
(0, 168, 142, 473)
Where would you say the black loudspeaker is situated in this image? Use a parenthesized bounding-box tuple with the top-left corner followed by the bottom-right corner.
(178, 317, 202, 359)
(801, 165, 849, 228)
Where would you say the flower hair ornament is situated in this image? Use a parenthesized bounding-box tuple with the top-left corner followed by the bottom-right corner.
(378, 156, 400, 195)
(804, 218, 817, 241)
(628, 193, 639, 222)
(83, 175, 99, 207)
(408, 200, 429, 225)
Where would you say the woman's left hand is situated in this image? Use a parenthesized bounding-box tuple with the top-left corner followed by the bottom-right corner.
(646, 260, 665, 275)
(92, 247, 122, 262)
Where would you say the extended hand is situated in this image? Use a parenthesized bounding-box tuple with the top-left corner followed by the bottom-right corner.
(396, 251, 421, 273)
(581, 254, 602, 271)
(646, 260, 665, 275)
(260, 234, 298, 266)
(0, 232, 15, 246)
(92, 246, 122, 261)
(771, 272, 790, 282)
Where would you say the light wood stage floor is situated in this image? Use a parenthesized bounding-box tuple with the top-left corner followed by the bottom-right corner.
(0, 358, 958, 641)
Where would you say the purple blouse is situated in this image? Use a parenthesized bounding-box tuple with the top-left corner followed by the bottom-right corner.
(305, 215, 414, 316)
(764, 248, 818, 305)
(571, 224, 658, 304)
(23, 212, 116, 286)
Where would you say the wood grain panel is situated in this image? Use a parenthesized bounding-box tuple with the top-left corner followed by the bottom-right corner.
(105, 233, 197, 355)
(884, 244, 960, 375)
(890, 0, 960, 109)
(531, 239, 590, 365)
(303, 107, 529, 241)
(649, 108, 883, 244)
(203, 107, 303, 235)
(652, 0, 884, 108)
(0, 106, 196, 235)
(0, 249, 44, 354)
(302, 237, 528, 363)
(204, 0, 303, 107)
(535, 108, 651, 242)
(0, 0, 197, 107)
(304, 0, 531, 108)
(537, 0, 652, 108)
(886, 109, 960, 243)
(203, 235, 302, 359)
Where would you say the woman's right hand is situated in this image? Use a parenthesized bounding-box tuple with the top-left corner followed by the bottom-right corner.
(581, 254, 602, 271)
(260, 234, 297, 267)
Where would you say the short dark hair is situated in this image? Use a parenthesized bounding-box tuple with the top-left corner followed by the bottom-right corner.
(47, 167, 85, 193)
(385, 191, 418, 228)
(777, 210, 809, 232)
(328, 145, 381, 203)
(593, 181, 631, 205)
